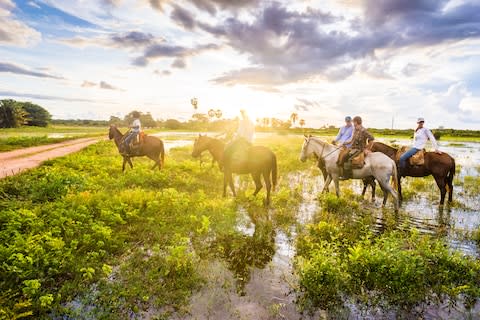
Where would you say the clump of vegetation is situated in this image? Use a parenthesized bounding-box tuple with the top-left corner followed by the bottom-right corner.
(295, 221, 480, 315)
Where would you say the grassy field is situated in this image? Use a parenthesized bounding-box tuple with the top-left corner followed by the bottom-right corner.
(0, 133, 479, 319)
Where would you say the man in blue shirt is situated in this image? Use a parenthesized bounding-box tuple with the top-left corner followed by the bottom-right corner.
(332, 116, 353, 146)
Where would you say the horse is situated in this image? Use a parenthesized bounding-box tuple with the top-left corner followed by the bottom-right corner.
(368, 141, 455, 205)
(191, 135, 277, 205)
(316, 156, 377, 202)
(300, 136, 398, 212)
(108, 125, 165, 172)
(191, 134, 225, 170)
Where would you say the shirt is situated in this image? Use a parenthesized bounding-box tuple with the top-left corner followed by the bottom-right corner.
(345, 126, 374, 150)
(236, 117, 255, 143)
(334, 125, 353, 147)
(413, 127, 438, 150)
(131, 118, 141, 133)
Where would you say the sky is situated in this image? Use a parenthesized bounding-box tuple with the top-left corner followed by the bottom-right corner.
(1, 0, 480, 129)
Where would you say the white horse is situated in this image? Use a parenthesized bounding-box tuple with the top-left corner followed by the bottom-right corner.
(300, 136, 399, 212)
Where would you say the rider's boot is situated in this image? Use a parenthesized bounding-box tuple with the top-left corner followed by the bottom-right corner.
(339, 162, 352, 180)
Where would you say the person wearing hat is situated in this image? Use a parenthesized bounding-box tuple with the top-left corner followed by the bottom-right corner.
(332, 116, 354, 147)
(337, 116, 374, 179)
(123, 111, 142, 155)
(399, 117, 442, 174)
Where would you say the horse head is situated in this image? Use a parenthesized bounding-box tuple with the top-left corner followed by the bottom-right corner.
(300, 135, 314, 162)
(108, 125, 116, 140)
(192, 134, 210, 158)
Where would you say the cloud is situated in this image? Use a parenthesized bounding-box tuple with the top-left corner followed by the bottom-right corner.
(0, 89, 114, 103)
(171, 58, 186, 68)
(80, 80, 123, 90)
(59, 31, 158, 49)
(201, 1, 480, 87)
(134, 42, 219, 66)
(170, 4, 195, 30)
(0, 62, 64, 79)
(147, 0, 256, 15)
(0, 0, 41, 46)
(154, 69, 171, 76)
(81, 80, 97, 87)
(100, 81, 122, 90)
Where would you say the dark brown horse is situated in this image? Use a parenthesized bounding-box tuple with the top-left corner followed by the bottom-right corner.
(192, 135, 277, 205)
(369, 141, 455, 205)
(109, 125, 165, 172)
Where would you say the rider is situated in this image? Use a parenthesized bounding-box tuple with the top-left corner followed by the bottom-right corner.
(123, 111, 141, 154)
(399, 117, 442, 175)
(337, 116, 374, 180)
(332, 116, 354, 146)
(224, 109, 255, 162)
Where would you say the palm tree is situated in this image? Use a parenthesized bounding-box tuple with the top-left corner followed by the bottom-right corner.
(208, 109, 216, 119)
(190, 98, 198, 111)
(262, 117, 270, 128)
(299, 119, 305, 128)
(290, 112, 298, 126)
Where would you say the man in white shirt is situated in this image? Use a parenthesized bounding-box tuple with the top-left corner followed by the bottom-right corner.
(123, 111, 142, 154)
(399, 117, 442, 172)
(236, 109, 255, 143)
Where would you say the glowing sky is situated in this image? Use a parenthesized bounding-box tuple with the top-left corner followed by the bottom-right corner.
(1, 0, 480, 129)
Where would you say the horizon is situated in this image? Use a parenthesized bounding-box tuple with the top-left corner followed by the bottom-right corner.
(1, 0, 480, 130)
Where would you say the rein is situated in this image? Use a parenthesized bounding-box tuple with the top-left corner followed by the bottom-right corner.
(309, 138, 342, 159)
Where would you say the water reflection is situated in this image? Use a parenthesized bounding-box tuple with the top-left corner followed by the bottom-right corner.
(211, 206, 276, 295)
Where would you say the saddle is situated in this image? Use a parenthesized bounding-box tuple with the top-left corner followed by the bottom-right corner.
(337, 147, 365, 169)
(396, 146, 425, 166)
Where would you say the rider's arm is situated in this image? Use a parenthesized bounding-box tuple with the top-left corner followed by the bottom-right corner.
(426, 128, 440, 152)
(342, 127, 355, 146)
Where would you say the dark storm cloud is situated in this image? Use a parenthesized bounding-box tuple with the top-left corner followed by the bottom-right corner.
(0, 62, 64, 79)
(203, 1, 480, 87)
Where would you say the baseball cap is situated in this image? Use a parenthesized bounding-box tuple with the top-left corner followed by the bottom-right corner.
(345, 116, 352, 121)
(417, 117, 425, 123)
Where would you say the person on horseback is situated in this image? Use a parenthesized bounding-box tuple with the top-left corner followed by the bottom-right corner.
(399, 117, 442, 175)
(123, 111, 141, 155)
(224, 109, 255, 163)
(332, 116, 353, 146)
(337, 116, 374, 180)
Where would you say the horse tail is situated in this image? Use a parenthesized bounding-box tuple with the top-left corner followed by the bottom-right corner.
(391, 160, 398, 192)
(160, 142, 165, 168)
(271, 153, 278, 191)
(446, 157, 455, 191)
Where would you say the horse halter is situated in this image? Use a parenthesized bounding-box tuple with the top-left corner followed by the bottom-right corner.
(308, 137, 341, 159)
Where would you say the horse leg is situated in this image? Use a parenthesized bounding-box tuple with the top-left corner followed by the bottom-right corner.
(262, 170, 272, 206)
(322, 175, 332, 193)
(228, 173, 236, 197)
(371, 178, 376, 202)
(127, 157, 133, 168)
(361, 179, 368, 199)
(223, 172, 228, 197)
(397, 175, 403, 205)
(434, 176, 447, 205)
(252, 172, 263, 196)
(122, 156, 128, 172)
(333, 178, 340, 197)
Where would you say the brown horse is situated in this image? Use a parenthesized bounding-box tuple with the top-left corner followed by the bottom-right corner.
(369, 141, 455, 205)
(108, 125, 165, 172)
(192, 135, 278, 205)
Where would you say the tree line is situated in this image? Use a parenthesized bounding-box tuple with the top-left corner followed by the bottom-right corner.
(0, 99, 51, 128)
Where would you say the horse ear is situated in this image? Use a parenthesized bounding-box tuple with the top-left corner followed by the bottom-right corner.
(304, 134, 308, 138)
(308, 134, 312, 138)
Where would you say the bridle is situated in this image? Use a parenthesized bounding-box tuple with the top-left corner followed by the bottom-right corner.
(306, 137, 342, 159)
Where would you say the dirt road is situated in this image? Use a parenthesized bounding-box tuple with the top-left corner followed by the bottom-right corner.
(0, 137, 100, 179)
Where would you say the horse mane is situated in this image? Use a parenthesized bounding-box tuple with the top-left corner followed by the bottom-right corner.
(110, 125, 124, 137)
(372, 141, 397, 152)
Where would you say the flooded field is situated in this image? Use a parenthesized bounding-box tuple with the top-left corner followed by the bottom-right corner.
(1, 133, 479, 319)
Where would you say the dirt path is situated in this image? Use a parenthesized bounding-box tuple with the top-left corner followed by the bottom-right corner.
(0, 137, 100, 179)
